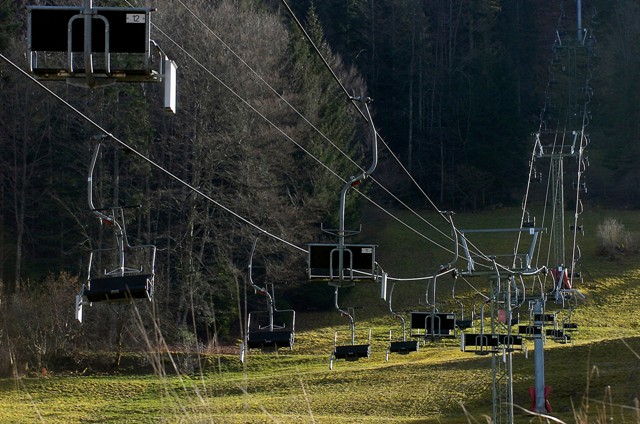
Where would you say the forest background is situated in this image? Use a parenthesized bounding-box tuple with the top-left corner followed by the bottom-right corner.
(0, 0, 638, 372)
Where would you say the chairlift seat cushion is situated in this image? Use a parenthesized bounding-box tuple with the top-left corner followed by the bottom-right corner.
(86, 274, 152, 302)
(333, 344, 370, 360)
(247, 331, 294, 350)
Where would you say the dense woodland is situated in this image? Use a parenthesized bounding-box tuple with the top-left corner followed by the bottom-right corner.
(0, 0, 639, 370)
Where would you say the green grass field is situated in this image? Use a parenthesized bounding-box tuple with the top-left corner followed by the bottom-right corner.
(1, 207, 639, 423)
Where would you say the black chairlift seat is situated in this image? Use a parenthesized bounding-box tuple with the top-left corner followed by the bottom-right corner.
(410, 312, 456, 338)
(333, 344, 371, 361)
(519, 325, 542, 337)
(461, 333, 499, 355)
(247, 330, 294, 350)
(388, 340, 419, 355)
(534, 313, 557, 324)
(85, 273, 153, 302)
(499, 334, 524, 351)
(546, 329, 571, 343)
(461, 333, 523, 354)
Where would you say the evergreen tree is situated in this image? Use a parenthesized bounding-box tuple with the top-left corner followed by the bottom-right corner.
(285, 5, 368, 230)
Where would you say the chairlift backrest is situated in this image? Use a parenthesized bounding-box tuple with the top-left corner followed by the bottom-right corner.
(29, 7, 151, 54)
(307, 243, 376, 283)
(27, 4, 176, 111)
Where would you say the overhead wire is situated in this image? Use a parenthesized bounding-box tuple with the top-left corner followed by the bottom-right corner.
(164, 0, 485, 261)
(144, 0, 505, 301)
(18, 1, 500, 292)
(0, 52, 307, 255)
(277, 0, 507, 271)
(518, 0, 593, 293)
(163, 0, 462, 258)
(150, 24, 462, 260)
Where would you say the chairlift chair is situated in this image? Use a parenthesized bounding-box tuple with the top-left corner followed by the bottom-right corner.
(27, 4, 177, 112)
(307, 243, 377, 285)
(408, 213, 462, 341)
(409, 271, 459, 340)
(384, 280, 419, 362)
(518, 324, 543, 338)
(461, 331, 524, 355)
(245, 287, 295, 352)
(331, 329, 371, 363)
(549, 307, 579, 344)
(243, 239, 295, 356)
(519, 307, 559, 340)
(307, 97, 379, 288)
(329, 287, 371, 370)
(75, 141, 156, 322)
(546, 328, 571, 344)
(455, 316, 474, 332)
(530, 169, 542, 183)
(522, 211, 536, 228)
(451, 276, 476, 332)
(409, 311, 457, 339)
(460, 300, 524, 355)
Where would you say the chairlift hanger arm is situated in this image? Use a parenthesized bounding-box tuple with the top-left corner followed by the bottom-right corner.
(441, 211, 459, 270)
(248, 237, 273, 305)
(88, 141, 122, 228)
(334, 286, 354, 326)
(387, 280, 399, 317)
(338, 97, 378, 241)
(333, 97, 379, 283)
(348, 97, 378, 183)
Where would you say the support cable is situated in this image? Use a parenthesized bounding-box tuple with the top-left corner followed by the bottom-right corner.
(0, 52, 307, 254)
(157, 0, 494, 267)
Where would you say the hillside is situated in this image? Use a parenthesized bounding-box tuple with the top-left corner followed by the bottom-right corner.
(1, 206, 639, 422)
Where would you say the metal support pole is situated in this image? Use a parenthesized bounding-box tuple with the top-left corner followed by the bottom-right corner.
(534, 299, 546, 412)
(430, 273, 438, 340)
(576, 0, 583, 42)
(83, 0, 95, 87)
(551, 155, 565, 268)
(505, 277, 514, 423)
